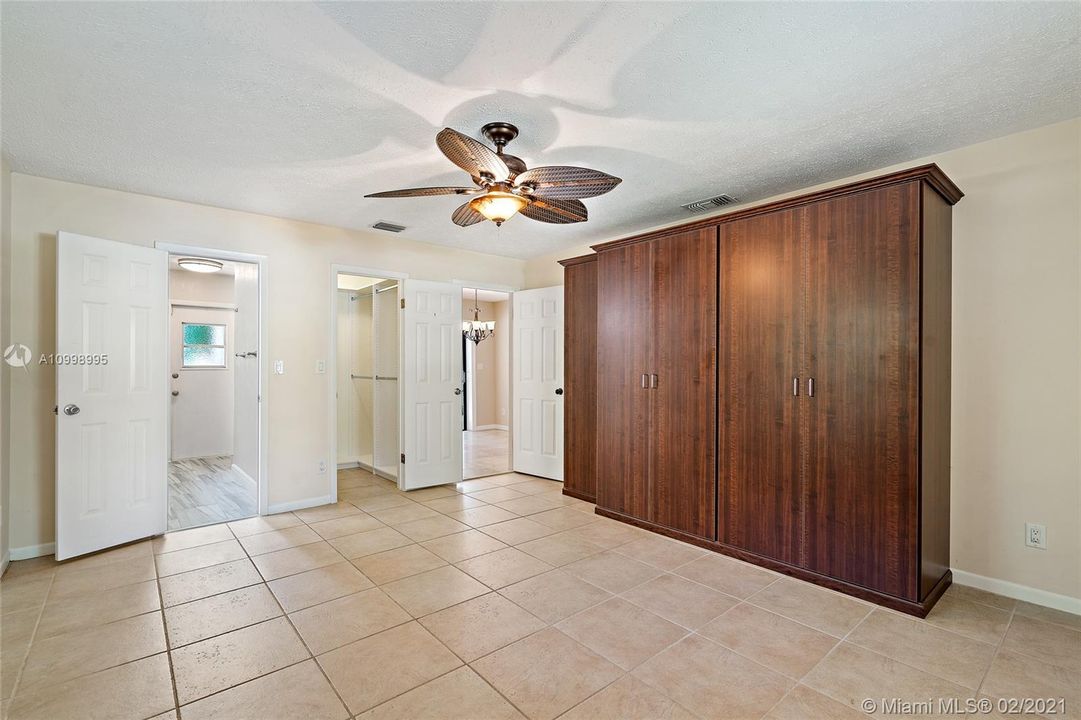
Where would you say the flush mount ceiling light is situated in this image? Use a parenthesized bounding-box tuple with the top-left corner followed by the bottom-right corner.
(365, 122, 622, 227)
(177, 257, 223, 273)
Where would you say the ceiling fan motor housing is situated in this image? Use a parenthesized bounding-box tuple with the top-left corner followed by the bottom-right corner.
(481, 122, 527, 177)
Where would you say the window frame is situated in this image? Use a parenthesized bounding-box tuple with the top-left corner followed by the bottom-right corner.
(181, 321, 228, 370)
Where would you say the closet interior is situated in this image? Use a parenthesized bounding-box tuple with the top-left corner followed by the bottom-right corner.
(336, 274, 400, 480)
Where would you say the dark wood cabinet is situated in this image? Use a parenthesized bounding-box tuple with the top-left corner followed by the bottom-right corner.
(649, 229, 717, 539)
(596, 240, 652, 520)
(718, 207, 803, 566)
(802, 183, 922, 598)
(571, 164, 961, 617)
(560, 254, 598, 502)
(596, 228, 717, 540)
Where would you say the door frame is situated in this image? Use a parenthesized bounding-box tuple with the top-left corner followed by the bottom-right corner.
(453, 280, 518, 480)
(328, 264, 408, 500)
(157, 242, 269, 517)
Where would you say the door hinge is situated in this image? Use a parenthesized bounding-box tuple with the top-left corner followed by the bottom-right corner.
(400, 452, 405, 464)
(400, 298, 405, 309)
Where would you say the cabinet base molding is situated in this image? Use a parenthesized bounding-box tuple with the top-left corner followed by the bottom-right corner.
(595, 507, 952, 618)
(561, 487, 596, 503)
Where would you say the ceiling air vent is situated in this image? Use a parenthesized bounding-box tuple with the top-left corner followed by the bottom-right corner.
(372, 221, 407, 233)
(681, 194, 738, 213)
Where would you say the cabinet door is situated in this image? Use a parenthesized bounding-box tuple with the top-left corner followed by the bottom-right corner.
(650, 228, 717, 539)
(563, 259, 598, 500)
(718, 208, 803, 564)
(596, 243, 652, 519)
(802, 183, 921, 600)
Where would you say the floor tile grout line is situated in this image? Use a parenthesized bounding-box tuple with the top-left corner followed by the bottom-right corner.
(154, 550, 184, 720)
(217, 524, 356, 719)
(7, 556, 176, 709)
(974, 598, 1018, 698)
(789, 600, 1004, 713)
(731, 592, 875, 714)
(7, 475, 1066, 719)
(5, 569, 55, 703)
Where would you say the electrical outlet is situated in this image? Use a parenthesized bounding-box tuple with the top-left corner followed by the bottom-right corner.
(318, 460, 327, 474)
(1025, 522, 1047, 549)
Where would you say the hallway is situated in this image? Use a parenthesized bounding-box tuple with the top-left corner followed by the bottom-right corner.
(463, 429, 510, 480)
(168, 456, 257, 531)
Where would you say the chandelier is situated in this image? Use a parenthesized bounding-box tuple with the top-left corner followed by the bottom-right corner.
(462, 288, 495, 344)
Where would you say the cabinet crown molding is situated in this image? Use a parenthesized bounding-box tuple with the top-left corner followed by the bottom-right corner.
(558, 253, 598, 268)
(587, 163, 963, 254)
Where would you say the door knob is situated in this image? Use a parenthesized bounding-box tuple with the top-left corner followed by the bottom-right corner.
(171, 390, 180, 397)
(555, 388, 564, 395)
(63, 404, 80, 416)
(454, 388, 462, 395)
(172, 373, 179, 379)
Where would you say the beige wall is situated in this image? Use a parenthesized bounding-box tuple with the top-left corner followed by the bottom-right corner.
(494, 300, 510, 429)
(7, 175, 525, 553)
(463, 299, 510, 429)
(1, 155, 11, 570)
(525, 118, 1081, 604)
(168, 267, 236, 305)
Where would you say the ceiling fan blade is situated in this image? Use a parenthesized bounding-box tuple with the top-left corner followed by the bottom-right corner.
(515, 166, 621, 199)
(522, 197, 587, 224)
(436, 128, 510, 183)
(451, 201, 486, 227)
(365, 186, 480, 198)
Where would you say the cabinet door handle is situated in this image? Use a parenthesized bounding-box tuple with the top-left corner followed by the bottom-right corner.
(792, 377, 799, 396)
(641, 374, 649, 389)
(650, 374, 658, 389)
(807, 377, 815, 397)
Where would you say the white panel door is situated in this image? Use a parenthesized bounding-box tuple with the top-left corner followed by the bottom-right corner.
(400, 280, 462, 490)
(169, 306, 234, 460)
(56, 231, 169, 560)
(513, 285, 564, 480)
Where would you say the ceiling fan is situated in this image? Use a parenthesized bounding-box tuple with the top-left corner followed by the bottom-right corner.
(365, 122, 621, 227)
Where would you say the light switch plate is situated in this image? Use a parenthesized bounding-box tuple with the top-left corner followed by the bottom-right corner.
(274, 360, 285, 375)
(316, 359, 326, 374)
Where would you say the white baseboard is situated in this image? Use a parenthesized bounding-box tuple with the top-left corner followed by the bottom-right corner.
(231, 464, 257, 488)
(473, 424, 509, 431)
(952, 569, 1081, 616)
(267, 495, 335, 515)
(336, 461, 359, 470)
(10, 542, 55, 561)
(1, 550, 9, 576)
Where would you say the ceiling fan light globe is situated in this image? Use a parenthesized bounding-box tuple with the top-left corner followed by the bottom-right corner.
(469, 191, 529, 225)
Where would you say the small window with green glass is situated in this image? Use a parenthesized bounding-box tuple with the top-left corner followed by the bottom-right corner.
(182, 323, 227, 368)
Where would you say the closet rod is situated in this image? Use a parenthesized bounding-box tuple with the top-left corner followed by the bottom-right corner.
(350, 374, 398, 380)
(375, 284, 399, 294)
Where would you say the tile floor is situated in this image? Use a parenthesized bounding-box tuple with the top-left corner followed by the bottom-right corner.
(463, 428, 510, 479)
(168, 456, 258, 531)
(2, 467, 1078, 719)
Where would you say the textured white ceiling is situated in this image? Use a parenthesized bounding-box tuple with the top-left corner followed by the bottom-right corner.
(2, 2, 1078, 259)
